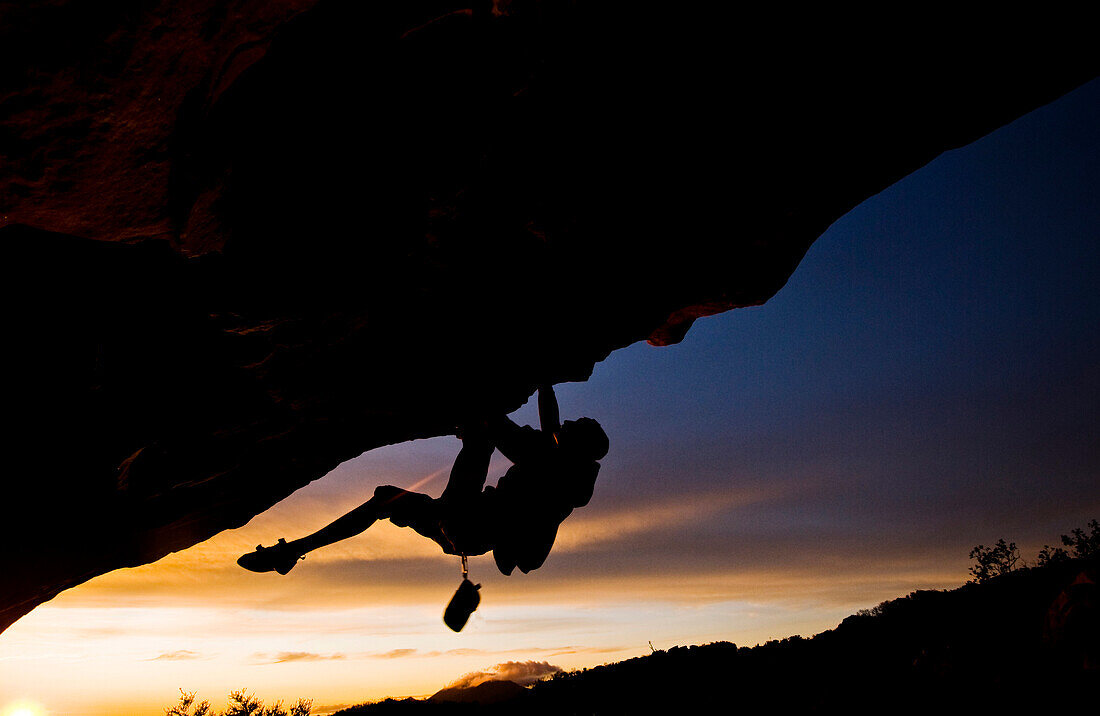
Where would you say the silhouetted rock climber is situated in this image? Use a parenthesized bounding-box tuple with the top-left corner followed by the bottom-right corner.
(237, 385, 608, 625)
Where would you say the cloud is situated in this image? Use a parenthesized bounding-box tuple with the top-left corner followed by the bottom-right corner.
(445, 660, 563, 689)
(441, 648, 485, 656)
(547, 646, 626, 657)
(53, 469, 968, 616)
(554, 483, 803, 551)
(253, 651, 347, 664)
(399, 648, 486, 658)
(67, 482, 797, 607)
(149, 649, 203, 661)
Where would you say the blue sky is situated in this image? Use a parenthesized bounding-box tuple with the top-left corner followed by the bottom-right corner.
(553, 75, 1100, 539)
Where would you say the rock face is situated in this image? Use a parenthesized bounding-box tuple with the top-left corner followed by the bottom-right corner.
(1, 1, 1097, 634)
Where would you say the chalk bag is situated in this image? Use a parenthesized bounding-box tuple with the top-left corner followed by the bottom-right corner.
(443, 555, 481, 632)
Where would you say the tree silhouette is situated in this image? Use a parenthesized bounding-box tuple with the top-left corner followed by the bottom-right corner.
(221, 690, 263, 716)
(973, 519, 1098, 573)
(1059, 519, 1100, 558)
(968, 538, 1019, 582)
(166, 690, 212, 716)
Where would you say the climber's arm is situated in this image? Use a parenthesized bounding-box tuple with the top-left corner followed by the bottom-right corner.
(488, 414, 542, 464)
(538, 384, 561, 436)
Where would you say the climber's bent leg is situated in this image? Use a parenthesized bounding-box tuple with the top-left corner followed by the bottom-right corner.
(440, 427, 493, 505)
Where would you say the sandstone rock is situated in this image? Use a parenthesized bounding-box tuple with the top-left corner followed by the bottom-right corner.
(2, 1, 1096, 632)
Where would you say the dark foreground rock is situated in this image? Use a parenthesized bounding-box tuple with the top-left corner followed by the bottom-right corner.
(2, 1, 1098, 631)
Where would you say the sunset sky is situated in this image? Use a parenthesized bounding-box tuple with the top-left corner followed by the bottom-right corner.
(2, 78, 1098, 716)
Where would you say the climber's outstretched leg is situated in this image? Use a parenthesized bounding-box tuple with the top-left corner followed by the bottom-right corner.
(236, 486, 435, 575)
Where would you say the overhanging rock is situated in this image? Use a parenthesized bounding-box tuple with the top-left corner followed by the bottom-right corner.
(2, 1, 1097, 633)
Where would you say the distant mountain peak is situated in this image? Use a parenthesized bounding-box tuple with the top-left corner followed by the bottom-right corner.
(429, 679, 528, 705)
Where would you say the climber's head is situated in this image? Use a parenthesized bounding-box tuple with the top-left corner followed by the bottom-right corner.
(559, 417, 609, 461)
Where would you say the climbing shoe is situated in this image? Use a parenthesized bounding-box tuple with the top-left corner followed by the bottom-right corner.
(237, 538, 303, 575)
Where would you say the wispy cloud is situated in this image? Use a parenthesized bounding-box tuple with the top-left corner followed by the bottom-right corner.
(76, 480, 804, 592)
(547, 646, 626, 657)
(445, 660, 562, 689)
(149, 650, 203, 661)
(438, 648, 484, 657)
(253, 651, 347, 664)
(364, 646, 622, 660)
(554, 482, 809, 550)
(52, 471, 967, 616)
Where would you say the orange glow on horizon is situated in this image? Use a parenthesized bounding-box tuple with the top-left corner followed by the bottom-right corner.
(1, 700, 48, 716)
(0, 441, 978, 716)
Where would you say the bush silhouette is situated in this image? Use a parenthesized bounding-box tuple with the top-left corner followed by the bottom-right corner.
(1036, 543, 1070, 566)
(167, 689, 311, 716)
